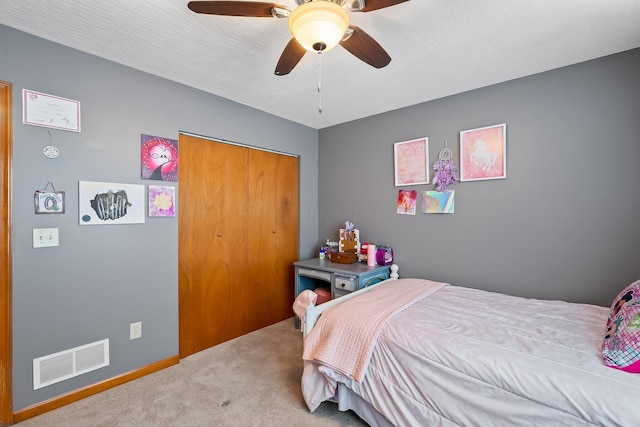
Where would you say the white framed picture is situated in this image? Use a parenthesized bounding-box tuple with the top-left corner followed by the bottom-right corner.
(22, 89, 81, 132)
(79, 181, 145, 225)
(394, 137, 429, 186)
(459, 123, 507, 181)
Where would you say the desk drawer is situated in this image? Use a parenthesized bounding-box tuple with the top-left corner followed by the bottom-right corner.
(297, 268, 331, 282)
(335, 274, 356, 292)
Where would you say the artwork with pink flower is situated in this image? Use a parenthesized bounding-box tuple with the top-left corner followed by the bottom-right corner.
(148, 185, 176, 217)
(141, 134, 178, 181)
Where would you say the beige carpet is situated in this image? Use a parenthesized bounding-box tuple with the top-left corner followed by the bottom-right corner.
(16, 318, 368, 426)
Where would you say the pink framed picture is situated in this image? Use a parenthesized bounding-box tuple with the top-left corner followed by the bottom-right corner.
(459, 123, 506, 181)
(394, 137, 429, 186)
(141, 134, 178, 182)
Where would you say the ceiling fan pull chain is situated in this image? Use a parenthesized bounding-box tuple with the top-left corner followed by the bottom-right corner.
(317, 50, 323, 114)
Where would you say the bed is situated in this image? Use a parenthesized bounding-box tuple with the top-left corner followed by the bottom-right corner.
(295, 271, 640, 426)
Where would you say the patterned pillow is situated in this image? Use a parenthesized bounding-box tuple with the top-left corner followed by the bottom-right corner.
(602, 280, 640, 372)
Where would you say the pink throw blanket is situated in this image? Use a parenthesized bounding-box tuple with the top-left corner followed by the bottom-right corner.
(303, 278, 445, 382)
(293, 289, 318, 319)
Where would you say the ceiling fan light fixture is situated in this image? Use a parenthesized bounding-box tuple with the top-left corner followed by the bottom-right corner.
(288, 1, 349, 53)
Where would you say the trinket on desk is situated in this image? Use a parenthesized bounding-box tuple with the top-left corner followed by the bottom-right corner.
(339, 220, 360, 253)
(327, 251, 358, 264)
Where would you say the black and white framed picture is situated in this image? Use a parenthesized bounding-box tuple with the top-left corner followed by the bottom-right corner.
(78, 181, 145, 225)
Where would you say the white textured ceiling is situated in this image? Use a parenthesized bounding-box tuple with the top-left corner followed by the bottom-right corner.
(1, 0, 639, 129)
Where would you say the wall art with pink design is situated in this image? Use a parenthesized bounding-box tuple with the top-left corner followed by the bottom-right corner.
(141, 134, 178, 182)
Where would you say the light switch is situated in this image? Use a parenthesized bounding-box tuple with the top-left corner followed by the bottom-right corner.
(33, 228, 59, 248)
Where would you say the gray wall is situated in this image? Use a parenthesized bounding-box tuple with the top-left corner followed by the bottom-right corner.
(4, 20, 640, 412)
(319, 48, 640, 307)
(1, 24, 318, 410)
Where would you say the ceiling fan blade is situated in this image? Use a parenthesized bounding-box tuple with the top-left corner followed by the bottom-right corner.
(340, 26, 391, 69)
(274, 38, 307, 76)
(187, 1, 289, 18)
(361, 0, 409, 12)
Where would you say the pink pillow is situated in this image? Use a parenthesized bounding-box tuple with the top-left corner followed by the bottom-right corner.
(601, 280, 640, 372)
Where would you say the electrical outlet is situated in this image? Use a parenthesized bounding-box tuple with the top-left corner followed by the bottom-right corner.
(130, 322, 142, 340)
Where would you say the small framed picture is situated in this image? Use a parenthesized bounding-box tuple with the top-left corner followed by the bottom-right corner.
(459, 123, 506, 181)
(141, 134, 178, 182)
(397, 189, 417, 215)
(394, 137, 429, 186)
(421, 190, 455, 214)
(34, 190, 65, 214)
(148, 185, 176, 217)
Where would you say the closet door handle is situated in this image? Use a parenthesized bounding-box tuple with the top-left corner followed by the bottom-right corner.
(272, 230, 276, 234)
(216, 233, 222, 237)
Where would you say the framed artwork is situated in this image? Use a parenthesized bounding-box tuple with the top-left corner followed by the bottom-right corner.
(396, 189, 417, 215)
(459, 123, 506, 181)
(148, 185, 176, 217)
(394, 137, 429, 186)
(34, 190, 65, 214)
(141, 134, 178, 182)
(79, 181, 145, 225)
(22, 89, 81, 132)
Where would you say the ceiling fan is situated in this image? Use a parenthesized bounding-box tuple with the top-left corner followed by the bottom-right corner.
(187, 0, 410, 75)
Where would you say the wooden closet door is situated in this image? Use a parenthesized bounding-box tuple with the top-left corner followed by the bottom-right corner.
(178, 135, 250, 357)
(247, 149, 299, 329)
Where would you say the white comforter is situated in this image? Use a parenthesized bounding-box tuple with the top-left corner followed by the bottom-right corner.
(302, 283, 640, 426)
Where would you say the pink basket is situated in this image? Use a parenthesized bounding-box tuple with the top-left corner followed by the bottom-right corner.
(314, 287, 331, 305)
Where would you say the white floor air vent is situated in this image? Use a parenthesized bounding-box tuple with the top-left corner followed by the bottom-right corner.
(33, 339, 109, 390)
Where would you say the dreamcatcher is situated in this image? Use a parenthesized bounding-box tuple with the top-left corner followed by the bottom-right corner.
(432, 139, 458, 192)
